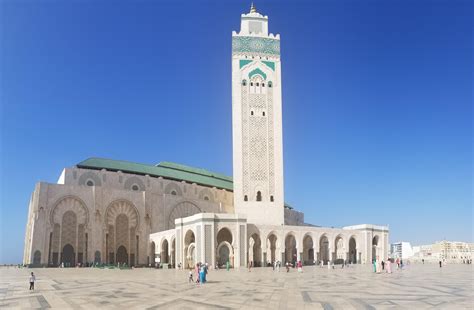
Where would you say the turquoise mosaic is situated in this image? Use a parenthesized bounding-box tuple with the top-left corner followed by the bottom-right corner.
(249, 68, 267, 80)
(262, 61, 275, 71)
(239, 59, 253, 68)
(232, 36, 280, 56)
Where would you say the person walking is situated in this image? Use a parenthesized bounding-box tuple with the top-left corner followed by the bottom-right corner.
(29, 272, 36, 290)
(387, 259, 392, 274)
(381, 260, 385, 270)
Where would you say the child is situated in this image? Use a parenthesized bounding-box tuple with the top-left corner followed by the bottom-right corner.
(188, 271, 194, 283)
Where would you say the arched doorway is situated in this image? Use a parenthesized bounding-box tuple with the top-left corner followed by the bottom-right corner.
(33, 250, 41, 265)
(171, 238, 176, 267)
(285, 233, 297, 265)
(217, 228, 233, 267)
(349, 237, 357, 264)
(184, 230, 195, 268)
(335, 235, 344, 262)
(149, 242, 155, 266)
(161, 239, 169, 264)
(62, 244, 75, 267)
(249, 233, 262, 267)
(116, 245, 128, 265)
(319, 235, 329, 265)
(266, 233, 278, 264)
(303, 234, 314, 265)
(372, 236, 379, 262)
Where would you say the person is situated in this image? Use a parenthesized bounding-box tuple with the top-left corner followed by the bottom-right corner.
(276, 261, 280, 272)
(188, 271, 194, 283)
(320, 260, 324, 268)
(199, 265, 205, 285)
(439, 260, 442, 268)
(422, 259, 424, 264)
(272, 261, 275, 271)
(396, 258, 400, 270)
(29, 272, 36, 290)
(381, 260, 385, 270)
(286, 262, 290, 272)
(387, 259, 392, 274)
(248, 261, 252, 272)
(297, 260, 303, 273)
(328, 261, 331, 270)
(195, 263, 200, 283)
(226, 260, 230, 271)
(373, 260, 377, 273)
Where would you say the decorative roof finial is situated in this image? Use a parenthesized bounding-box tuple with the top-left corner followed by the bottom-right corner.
(250, 2, 257, 13)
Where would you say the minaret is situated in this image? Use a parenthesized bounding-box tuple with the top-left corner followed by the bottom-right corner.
(232, 4, 284, 225)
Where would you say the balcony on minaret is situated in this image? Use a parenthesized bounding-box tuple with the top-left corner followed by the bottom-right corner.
(239, 3, 269, 36)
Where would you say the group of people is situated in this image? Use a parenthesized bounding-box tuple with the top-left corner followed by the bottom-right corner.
(373, 258, 396, 274)
(188, 262, 209, 284)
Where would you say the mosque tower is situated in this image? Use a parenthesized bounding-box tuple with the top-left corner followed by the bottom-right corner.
(232, 4, 284, 225)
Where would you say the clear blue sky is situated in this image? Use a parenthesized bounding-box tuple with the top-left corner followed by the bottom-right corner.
(1, 0, 472, 263)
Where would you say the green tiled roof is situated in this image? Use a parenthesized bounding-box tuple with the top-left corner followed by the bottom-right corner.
(77, 158, 233, 191)
(76, 158, 296, 209)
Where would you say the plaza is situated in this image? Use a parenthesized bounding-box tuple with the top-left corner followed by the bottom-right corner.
(1, 265, 472, 309)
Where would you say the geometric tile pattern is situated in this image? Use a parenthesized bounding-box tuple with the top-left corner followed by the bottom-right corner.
(0, 264, 472, 309)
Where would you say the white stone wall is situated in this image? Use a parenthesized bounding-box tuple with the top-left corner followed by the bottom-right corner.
(23, 167, 235, 266)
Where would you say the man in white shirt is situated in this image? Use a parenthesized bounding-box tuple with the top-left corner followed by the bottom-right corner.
(29, 272, 36, 290)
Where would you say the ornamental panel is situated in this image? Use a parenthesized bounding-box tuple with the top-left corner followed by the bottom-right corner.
(232, 36, 280, 56)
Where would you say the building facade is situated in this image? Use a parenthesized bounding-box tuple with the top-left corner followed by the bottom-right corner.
(24, 5, 389, 268)
(411, 241, 474, 263)
(390, 242, 414, 260)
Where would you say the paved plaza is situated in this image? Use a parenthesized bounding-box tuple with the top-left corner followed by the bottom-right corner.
(0, 264, 472, 309)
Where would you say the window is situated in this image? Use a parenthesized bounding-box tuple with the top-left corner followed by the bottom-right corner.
(132, 184, 139, 191)
(171, 190, 177, 196)
(268, 81, 273, 88)
(262, 112, 265, 116)
(244, 195, 248, 201)
(256, 82, 259, 86)
(262, 83, 265, 87)
(204, 196, 209, 201)
(270, 195, 274, 202)
(256, 191, 262, 201)
(242, 79, 247, 86)
(251, 111, 254, 116)
(86, 180, 94, 187)
(250, 82, 253, 86)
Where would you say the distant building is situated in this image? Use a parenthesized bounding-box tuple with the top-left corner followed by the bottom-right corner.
(390, 242, 413, 259)
(411, 241, 473, 263)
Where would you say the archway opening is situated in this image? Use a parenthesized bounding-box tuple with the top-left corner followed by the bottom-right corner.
(116, 245, 128, 265)
(267, 233, 277, 264)
(62, 244, 75, 267)
(349, 237, 357, 264)
(285, 234, 297, 265)
(335, 235, 344, 264)
(184, 230, 195, 269)
(319, 235, 329, 265)
(161, 239, 169, 264)
(149, 242, 156, 266)
(94, 251, 101, 264)
(171, 238, 176, 267)
(249, 233, 262, 267)
(303, 235, 314, 265)
(33, 250, 41, 265)
(372, 236, 379, 262)
(217, 228, 233, 267)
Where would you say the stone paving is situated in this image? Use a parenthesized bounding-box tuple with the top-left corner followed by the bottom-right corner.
(0, 264, 472, 309)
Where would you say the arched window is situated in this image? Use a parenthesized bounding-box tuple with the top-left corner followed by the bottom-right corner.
(132, 184, 139, 191)
(244, 195, 248, 201)
(86, 180, 94, 187)
(256, 82, 259, 86)
(250, 82, 253, 86)
(251, 111, 254, 116)
(171, 190, 177, 196)
(242, 79, 247, 86)
(262, 83, 265, 87)
(268, 81, 273, 88)
(256, 191, 262, 201)
(204, 196, 209, 201)
(270, 195, 274, 202)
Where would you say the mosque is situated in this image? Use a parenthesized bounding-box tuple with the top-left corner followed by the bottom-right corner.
(23, 5, 389, 268)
